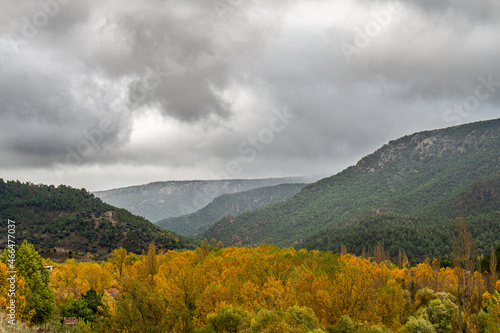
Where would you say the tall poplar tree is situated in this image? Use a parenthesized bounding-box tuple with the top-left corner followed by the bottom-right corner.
(1, 240, 56, 325)
(451, 217, 475, 332)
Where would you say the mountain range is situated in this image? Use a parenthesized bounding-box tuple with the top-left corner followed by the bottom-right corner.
(93, 177, 314, 222)
(202, 119, 500, 261)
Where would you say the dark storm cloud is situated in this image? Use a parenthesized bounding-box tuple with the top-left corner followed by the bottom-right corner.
(0, 43, 128, 167)
(0, 0, 258, 167)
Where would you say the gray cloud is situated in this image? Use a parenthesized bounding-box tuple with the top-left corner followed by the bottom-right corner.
(1, 0, 499, 190)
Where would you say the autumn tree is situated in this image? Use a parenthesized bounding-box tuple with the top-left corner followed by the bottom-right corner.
(451, 217, 475, 332)
(374, 243, 387, 264)
(479, 291, 500, 333)
(79, 263, 114, 293)
(399, 250, 403, 269)
(374, 279, 408, 330)
(341, 243, 347, 255)
(49, 259, 81, 301)
(145, 243, 160, 282)
(329, 255, 376, 323)
(99, 282, 176, 333)
(490, 246, 498, 294)
(109, 247, 137, 282)
(210, 238, 218, 251)
(0, 261, 34, 324)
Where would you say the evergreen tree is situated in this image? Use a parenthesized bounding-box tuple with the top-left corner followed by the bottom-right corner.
(1, 240, 56, 325)
(60, 288, 104, 323)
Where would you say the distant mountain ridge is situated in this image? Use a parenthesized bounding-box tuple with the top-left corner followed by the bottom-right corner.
(202, 118, 500, 259)
(94, 177, 314, 222)
(156, 183, 306, 237)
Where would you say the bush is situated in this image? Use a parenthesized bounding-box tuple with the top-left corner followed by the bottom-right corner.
(197, 306, 247, 333)
(399, 317, 436, 333)
(419, 299, 458, 333)
(238, 306, 326, 333)
(333, 316, 355, 333)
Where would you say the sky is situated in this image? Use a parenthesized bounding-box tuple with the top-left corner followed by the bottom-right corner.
(1, 0, 499, 191)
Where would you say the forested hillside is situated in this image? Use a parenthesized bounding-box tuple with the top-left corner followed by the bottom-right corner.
(203, 119, 500, 259)
(156, 183, 306, 237)
(0, 180, 197, 255)
(94, 177, 312, 222)
(302, 173, 500, 261)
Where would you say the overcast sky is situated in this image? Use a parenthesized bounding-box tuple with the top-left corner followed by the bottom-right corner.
(1, 0, 499, 191)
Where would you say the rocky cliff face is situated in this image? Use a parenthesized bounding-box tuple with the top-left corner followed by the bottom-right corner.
(355, 120, 500, 174)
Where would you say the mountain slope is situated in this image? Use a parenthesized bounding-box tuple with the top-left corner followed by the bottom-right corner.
(301, 173, 500, 261)
(0, 180, 197, 255)
(94, 177, 313, 222)
(156, 183, 306, 237)
(203, 119, 500, 255)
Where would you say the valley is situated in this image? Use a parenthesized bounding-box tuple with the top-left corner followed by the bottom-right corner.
(1, 119, 499, 332)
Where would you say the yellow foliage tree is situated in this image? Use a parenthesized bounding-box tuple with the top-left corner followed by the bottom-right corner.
(0, 262, 34, 325)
